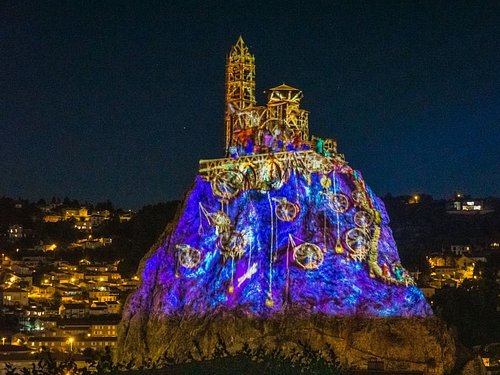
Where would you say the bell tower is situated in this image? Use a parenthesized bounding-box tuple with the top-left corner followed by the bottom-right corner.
(224, 36, 256, 155)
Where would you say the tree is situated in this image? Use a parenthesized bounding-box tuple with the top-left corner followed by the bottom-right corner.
(52, 291, 62, 308)
(95, 200, 114, 212)
(433, 278, 499, 346)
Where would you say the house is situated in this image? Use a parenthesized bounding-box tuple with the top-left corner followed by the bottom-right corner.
(29, 285, 56, 300)
(56, 283, 81, 302)
(74, 221, 92, 231)
(119, 279, 139, 292)
(84, 274, 109, 283)
(21, 256, 49, 267)
(7, 225, 24, 239)
(11, 262, 32, 276)
(77, 336, 117, 350)
(7, 272, 33, 287)
(27, 334, 117, 352)
(54, 270, 84, 284)
(83, 239, 102, 249)
(63, 208, 89, 221)
(43, 271, 71, 284)
(89, 288, 118, 303)
(1, 255, 12, 268)
(1, 288, 29, 306)
(39, 304, 60, 318)
(82, 263, 117, 273)
(90, 321, 119, 337)
(56, 262, 78, 272)
(442, 279, 458, 288)
(38, 317, 59, 330)
(450, 245, 471, 256)
(446, 194, 494, 214)
(105, 301, 121, 315)
(59, 303, 88, 319)
(89, 302, 108, 316)
(467, 254, 488, 264)
(57, 321, 91, 337)
(43, 214, 63, 222)
(27, 336, 68, 351)
(106, 272, 122, 282)
(90, 211, 111, 227)
(118, 212, 134, 222)
(18, 316, 44, 332)
(24, 305, 47, 318)
(456, 256, 476, 270)
(78, 259, 92, 266)
(12, 332, 31, 345)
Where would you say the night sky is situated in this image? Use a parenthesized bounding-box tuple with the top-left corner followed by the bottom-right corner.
(1, 1, 499, 208)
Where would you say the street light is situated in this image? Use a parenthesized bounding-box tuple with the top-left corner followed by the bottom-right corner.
(2, 337, 6, 345)
(68, 337, 74, 352)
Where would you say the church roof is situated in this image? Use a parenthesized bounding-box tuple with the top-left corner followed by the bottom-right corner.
(268, 83, 301, 91)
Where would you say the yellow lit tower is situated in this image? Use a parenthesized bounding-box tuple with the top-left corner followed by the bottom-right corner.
(224, 36, 256, 155)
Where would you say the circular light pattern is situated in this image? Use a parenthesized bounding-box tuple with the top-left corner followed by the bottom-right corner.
(344, 228, 370, 261)
(176, 244, 202, 268)
(354, 210, 373, 228)
(293, 243, 324, 270)
(329, 193, 349, 213)
(275, 198, 300, 222)
(211, 170, 244, 199)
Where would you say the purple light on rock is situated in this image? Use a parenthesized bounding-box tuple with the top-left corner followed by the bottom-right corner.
(124, 169, 432, 320)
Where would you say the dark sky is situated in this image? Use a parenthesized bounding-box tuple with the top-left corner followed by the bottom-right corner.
(1, 1, 499, 208)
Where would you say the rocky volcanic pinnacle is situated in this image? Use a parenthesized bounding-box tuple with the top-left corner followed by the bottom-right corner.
(117, 38, 472, 375)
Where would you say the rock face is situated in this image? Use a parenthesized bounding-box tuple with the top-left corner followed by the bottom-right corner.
(116, 175, 460, 374)
(117, 37, 463, 374)
(117, 312, 458, 374)
(120, 173, 431, 318)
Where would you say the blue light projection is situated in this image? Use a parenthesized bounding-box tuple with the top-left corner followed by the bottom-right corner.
(125, 166, 432, 319)
(123, 38, 433, 322)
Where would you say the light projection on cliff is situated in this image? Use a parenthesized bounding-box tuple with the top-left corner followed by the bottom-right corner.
(130, 37, 432, 318)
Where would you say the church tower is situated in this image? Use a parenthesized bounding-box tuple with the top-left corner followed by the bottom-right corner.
(224, 37, 256, 155)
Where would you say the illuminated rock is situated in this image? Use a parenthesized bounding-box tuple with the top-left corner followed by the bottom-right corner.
(117, 37, 463, 374)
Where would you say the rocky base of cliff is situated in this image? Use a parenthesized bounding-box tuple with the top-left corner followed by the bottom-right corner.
(116, 314, 481, 375)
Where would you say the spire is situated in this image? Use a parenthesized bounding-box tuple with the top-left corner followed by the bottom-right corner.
(236, 35, 245, 47)
(224, 37, 256, 155)
(227, 36, 253, 65)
